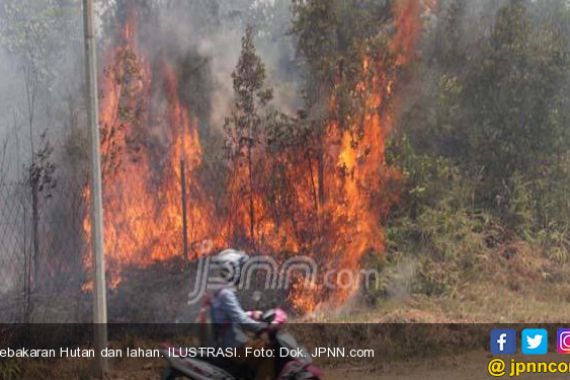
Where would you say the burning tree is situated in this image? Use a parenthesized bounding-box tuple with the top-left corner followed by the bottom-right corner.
(224, 24, 273, 249)
(82, 8, 217, 289)
(79, 0, 432, 314)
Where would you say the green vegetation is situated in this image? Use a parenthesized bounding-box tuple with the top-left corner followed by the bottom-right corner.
(3, 0, 570, 323)
(362, 0, 570, 318)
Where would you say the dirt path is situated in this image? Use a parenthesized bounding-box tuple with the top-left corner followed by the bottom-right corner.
(104, 351, 570, 379)
(326, 352, 570, 380)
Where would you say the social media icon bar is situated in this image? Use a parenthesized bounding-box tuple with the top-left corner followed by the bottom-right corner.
(557, 329, 570, 354)
(491, 329, 516, 355)
(522, 329, 548, 355)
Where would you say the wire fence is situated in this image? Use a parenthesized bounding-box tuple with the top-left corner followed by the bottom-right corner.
(0, 173, 201, 324)
(0, 177, 90, 323)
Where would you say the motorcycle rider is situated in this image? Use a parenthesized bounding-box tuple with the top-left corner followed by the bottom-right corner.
(209, 249, 274, 380)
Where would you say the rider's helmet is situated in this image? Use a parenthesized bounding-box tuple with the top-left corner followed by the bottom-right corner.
(212, 248, 249, 285)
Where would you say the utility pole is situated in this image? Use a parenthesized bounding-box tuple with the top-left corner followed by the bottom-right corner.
(82, 0, 108, 377)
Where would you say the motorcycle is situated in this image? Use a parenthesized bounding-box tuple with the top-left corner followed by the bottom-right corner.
(160, 308, 323, 380)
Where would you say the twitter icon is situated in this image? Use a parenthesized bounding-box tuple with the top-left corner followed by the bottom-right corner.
(522, 329, 548, 355)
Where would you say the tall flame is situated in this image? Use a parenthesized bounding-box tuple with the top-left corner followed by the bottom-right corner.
(83, 0, 431, 311)
(84, 11, 215, 287)
(288, 0, 429, 310)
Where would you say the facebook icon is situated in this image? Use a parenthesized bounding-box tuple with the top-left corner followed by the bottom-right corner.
(491, 329, 517, 355)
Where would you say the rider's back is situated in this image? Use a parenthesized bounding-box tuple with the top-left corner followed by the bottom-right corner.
(211, 287, 263, 348)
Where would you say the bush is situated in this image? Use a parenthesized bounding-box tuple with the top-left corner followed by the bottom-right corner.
(363, 135, 494, 300)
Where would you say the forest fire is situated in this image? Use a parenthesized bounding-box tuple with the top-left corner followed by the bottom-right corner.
(83, 0, 431, 312)
(83, 12, 216, 287)
(285, 0, 429, 311)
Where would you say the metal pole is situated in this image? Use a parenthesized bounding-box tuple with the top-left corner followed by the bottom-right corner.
(82, 0, 108, 377)
(180, 159, 189, 261)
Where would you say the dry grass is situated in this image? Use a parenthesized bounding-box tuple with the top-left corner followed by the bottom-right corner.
(314, 239, 570, 324)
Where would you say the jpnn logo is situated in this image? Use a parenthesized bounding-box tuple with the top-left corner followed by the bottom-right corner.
(491, 329, 516, 355)
(521, 329, 548, 355)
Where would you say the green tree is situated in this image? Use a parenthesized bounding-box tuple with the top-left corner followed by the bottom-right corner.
(397, 0, 570, 238)
(461, 1, 570, 212)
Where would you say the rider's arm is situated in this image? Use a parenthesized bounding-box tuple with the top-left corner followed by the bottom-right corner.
(219, 288, 265, 333)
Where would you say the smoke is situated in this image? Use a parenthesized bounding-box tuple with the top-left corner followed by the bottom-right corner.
(4, 0, 567, 322)
(0, 0, 301, 179)
(0, 50, 23, 181)
(0, 0, 85, 182)
(1, 0, 565, 186)
(105, 0, 302, 129)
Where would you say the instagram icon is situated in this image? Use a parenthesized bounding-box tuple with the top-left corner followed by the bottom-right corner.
(557, 329, 570, 354)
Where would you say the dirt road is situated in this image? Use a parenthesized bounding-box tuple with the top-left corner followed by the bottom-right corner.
(326, 352, 570, 380)
(103, 351, 570, 380)
(38, 349, 569, 379)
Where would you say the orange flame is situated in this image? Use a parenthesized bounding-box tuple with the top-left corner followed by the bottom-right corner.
(83, 0, 430, 312)
(286, 0, 428, 311)
(84, 11, 215, 287)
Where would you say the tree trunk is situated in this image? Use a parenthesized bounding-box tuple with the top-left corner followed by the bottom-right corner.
(23, 204, 32, 323)
(31, 179, 39, 290)
(308, 154, 319, 214)
(247, 145, 256, 248)
(180, 159, 189, 261)
(318, 147, 325, 206)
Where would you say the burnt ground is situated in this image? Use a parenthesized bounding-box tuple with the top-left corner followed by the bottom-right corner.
(11, 243, 570, 378)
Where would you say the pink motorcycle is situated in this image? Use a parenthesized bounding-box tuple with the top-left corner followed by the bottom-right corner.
(160, 308, 323, 380)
